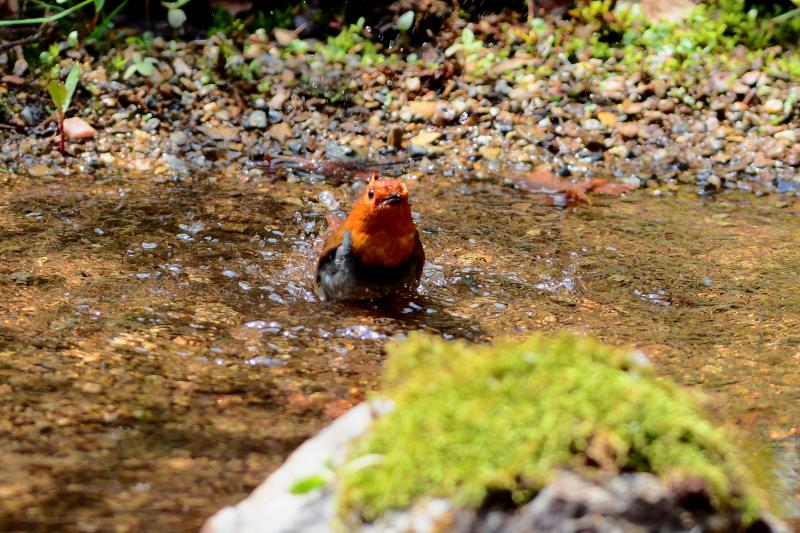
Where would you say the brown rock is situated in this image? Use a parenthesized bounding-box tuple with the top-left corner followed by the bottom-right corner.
(618, 123, 639, 139)
(199, 124, 240, 142)
(597, 111, 618, 127)
(387, 125, 404, 149)
(266, 122, 293, 143)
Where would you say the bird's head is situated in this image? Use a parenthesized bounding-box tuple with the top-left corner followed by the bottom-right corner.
(343, 173, 418, 268)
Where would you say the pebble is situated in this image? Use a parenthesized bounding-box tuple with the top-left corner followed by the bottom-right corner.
(763, 99, 784, 114)
(170, 131, 190, 145)
(387, 125, 404, 149)
(198, 124, 240, 142)
(28, 164, 50, 177)
(246, 110, 268, 129)
(400, 101, 437, 122)
(618, 123, 639, 139)
(63, 117, 97, 140)
(267, 122, 293, 142)
(405, 77, 421, 92)
(409, 131, 443, 155)
(173, 57, 192, 77)
(20, 105, 40, 126)
(597, 111, 618, 127)
(142, 117, 161, 132)
(9, 270, 34, 285)
(607, 145, 629, 158)
(163, 154, 188, 172)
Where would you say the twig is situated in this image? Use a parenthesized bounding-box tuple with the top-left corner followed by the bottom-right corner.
(0, 24, 47, 53)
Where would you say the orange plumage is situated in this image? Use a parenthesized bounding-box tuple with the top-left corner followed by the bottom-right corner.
(315, 174, 425, 301)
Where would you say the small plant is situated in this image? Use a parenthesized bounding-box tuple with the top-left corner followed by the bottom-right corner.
(394, 10, 414, 52)
(317, 17, 385, 65)
(124, 53, 158, 93)
(162, 0, 191, 31)
(47, 64, 81, 154)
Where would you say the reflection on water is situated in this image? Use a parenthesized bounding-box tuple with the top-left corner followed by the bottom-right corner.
(0, 169, 798, 531)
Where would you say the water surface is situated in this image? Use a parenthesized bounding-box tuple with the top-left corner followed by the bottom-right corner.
(0, 168, 798, 531)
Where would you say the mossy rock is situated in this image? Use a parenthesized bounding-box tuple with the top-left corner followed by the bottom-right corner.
(338, 332, 772, 522)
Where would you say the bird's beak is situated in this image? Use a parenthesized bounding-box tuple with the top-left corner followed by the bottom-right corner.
(381, 193, 402, 206)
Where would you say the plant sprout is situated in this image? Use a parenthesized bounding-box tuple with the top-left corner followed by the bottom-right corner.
(47, 64, 81, 154)
(162, 0, 192, 30)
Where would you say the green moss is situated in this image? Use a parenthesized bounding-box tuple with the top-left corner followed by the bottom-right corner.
(339, 333, 770, 522)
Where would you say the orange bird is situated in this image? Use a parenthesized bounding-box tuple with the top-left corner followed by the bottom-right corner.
(315, 174, 425, 301)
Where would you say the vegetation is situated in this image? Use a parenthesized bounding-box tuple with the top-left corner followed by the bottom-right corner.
(47, 64, 81, 153)
(337, 333, 772, 521)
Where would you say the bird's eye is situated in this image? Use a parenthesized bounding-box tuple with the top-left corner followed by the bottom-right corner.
(368, 189, 375, 200)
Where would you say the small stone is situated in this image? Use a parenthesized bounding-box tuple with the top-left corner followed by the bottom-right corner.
(774, 129, 797, 143)
(752, 153, 773, 167)
(198, 124, 240, 142)
(763, 99, 783, 114)
(657, 99, 675, 113)
(173, 57, 192, 77)
(387, 125, 404, 149)
(405, 77, 421, 92)
(479, 146, 502, 160)
(28, 164, 50, 177)
(246, 110, 268, 129)
(141, 117, 161, 132)
(621, 101, 643, 115)
(651, 79, 667, 98)
(81, 382, 103, 394)
(706, 175, 722, 189)
(598, 76, 626, 100)
(408, 131, 442, 155)
(266, 122, 293, 143)
(400, 101, 437, 122)
(20, 105, 41, 126)
(607, 145, 629, 158)
(582, 118, 603, 131)
(268, 91, 288, 110)
(597, 111, 618, 127)
(13, 57, 28, 77)
(163, 154, 188, 172)
(170, 131, 190, 145)
(741, 70, 762, 86)
(9, 270, 34, 285)
(63, 117, 97, 140)
(618, 123, 639, 139)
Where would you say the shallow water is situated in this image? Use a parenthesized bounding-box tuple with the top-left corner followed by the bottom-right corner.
(0, 167, 798, 531)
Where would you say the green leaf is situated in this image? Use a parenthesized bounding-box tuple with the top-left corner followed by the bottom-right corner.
(0, 0, 94, 26)
(462, 27, 475, 44)
(167, 8, 187, 29)
(289, 475, 328, 495)
(397, 11, 414, 32)
(47, 81, 67, 115)
(63, 64, 80, 114)
(94, 0, 106, 12)
(162, 0, 192, 9)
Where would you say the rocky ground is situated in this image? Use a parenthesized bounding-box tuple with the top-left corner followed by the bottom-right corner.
(2, 13, 800, 197)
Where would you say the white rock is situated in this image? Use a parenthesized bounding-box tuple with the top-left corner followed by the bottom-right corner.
(63, 117, 97, 140)
(202, 401, 393, 533)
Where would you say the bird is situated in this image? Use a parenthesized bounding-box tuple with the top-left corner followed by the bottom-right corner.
(315, 173, 425, 301)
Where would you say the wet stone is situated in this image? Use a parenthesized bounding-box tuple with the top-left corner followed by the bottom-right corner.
(8, 270, 35, 285)
(246, 110, 268, 129)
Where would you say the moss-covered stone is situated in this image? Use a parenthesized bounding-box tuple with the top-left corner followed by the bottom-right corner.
(338, 333, 771, 522)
